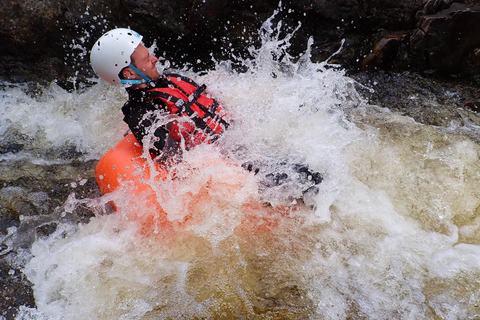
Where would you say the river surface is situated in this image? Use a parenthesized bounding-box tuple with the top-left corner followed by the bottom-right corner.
(1, 15, 480, 320)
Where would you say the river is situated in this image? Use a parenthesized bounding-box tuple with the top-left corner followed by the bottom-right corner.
(1, 14, 480, 320)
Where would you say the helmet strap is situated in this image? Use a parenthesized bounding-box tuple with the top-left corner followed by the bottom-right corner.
(120, 64, 153, 85)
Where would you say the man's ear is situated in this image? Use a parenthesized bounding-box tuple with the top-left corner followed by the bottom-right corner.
(122, 67, 136, 79)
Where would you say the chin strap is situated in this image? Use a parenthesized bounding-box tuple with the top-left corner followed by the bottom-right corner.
(120, 64, 153, 85)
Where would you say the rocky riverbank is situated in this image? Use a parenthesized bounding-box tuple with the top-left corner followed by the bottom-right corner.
(3, 0, 480, 130)
(2, 0, 480, 84)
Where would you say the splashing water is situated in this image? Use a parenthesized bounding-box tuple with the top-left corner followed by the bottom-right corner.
(3, 11, 480, 320)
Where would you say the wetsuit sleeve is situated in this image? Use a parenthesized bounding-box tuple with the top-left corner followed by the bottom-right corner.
(140, 114, 182, 158)
(122, 97, 179, 158)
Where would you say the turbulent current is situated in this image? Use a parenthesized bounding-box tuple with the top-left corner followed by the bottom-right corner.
(2, 16, 480, 320)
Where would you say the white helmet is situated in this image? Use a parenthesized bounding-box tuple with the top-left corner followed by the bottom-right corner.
(90, 28, 143, 85)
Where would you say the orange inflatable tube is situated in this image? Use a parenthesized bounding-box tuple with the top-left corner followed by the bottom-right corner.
(95, 134, 173, 234)
(96, 134, 292, 235)
(95, 133, 164, 199)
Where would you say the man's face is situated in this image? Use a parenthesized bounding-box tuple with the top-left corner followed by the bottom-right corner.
(130, 44, 159, 81)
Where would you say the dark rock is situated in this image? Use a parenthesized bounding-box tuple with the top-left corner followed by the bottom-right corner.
(0, 260, 35, 320)
(410, 3, 480, 75)
(0, 0, 452, 85)
(35, 222, 58, 239)
(418, 0, 455, 16)
(352, 70, 480, 142)
(464, 99, 480, 112)
(360, 34, 408, 70)
(0, 160, 100, 234)
(1, 0, 480, 108)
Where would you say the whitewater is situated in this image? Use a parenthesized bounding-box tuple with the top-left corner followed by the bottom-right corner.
(1, 12, 480, 320)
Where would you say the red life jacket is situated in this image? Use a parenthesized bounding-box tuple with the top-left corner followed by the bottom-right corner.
(146, 73, 229, 149)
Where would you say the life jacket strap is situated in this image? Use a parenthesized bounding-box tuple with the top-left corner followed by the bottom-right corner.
(183, 84, 230, 130)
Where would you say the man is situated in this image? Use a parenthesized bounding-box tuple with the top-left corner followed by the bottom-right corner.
(90, 28, 322, 202)
(90, 28, 229, 161)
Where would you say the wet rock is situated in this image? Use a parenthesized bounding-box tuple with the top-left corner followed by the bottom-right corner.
(0, 0, 446, 84)
(4, 0, 480, 84)
(417, 0, 455, 16)
(410, 3, 480, 75)
(0, 260, 35, 320)
(464, 99, 480, 113)
(0, 143, 24, 154)
(360, 34, 407, 71)
(35, 222, 58, 239)
(0, 160, 100, 234)
(352, 70, 480, 143)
